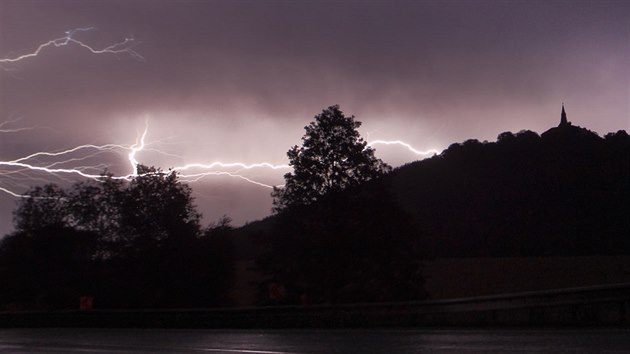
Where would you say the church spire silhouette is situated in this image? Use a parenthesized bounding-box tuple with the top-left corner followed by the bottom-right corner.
(543, 103, 598, 141)
(559, 103, 570, 127)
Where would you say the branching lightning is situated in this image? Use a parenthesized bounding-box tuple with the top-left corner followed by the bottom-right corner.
(0, 27, 143, 70)
(1, 119, 441, 198)
(367, 140, 440, 156)
(0, 120, 293, 197)
(179, 172, 280, 189)
(128, 121, 149, 176)
(0, 187, 30, 198)
(10, 143, 127, 164)
(1, 28, 441, 199)
(0, 117, 49, 133)
(0, 26, 287, 196)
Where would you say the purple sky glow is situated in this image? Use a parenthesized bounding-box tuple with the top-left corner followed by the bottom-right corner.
(1, 0, 629, 235)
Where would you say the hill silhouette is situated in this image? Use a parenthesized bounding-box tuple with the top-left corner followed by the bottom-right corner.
(389, 115, 629, 257)
(240, 110, 629, 261)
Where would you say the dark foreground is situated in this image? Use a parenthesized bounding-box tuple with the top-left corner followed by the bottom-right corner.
(1, 328, 630, 353)
(3, 283, 630, 328)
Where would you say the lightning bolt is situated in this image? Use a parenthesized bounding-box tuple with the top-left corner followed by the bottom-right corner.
(0, 27, 143, 70)
(0, 187, 30, 198)
(179, 172, 279, 189)
(367, 140, 441, 156)
(124, 120, 289, 186)
(0, 117, 49, 133)
(10, 143, 127, 164)
(1, 122, 442, 198)
(128, 120, 149, 176)
(0, 27, 146, 197)
(174, 162, 290, 173)
(1, 29, 440, 198)
(0, 120, 292, 198)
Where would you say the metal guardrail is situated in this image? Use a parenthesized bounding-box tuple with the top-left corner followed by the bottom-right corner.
(2, 282, 630, 328)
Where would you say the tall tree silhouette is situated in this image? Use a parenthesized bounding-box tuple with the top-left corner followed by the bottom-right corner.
(260, 106, 424, 305)
(272, 105, 390, 211)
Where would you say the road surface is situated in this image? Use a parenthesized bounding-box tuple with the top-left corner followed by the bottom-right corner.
(1, 328, 629, 353)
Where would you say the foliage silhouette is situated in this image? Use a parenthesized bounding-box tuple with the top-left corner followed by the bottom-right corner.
(13, 184, 68, 232)
(261, 105, 423, 305)
(260, 181, 426, 305)
(256, 114, 629, 304)
(2, 109, 629, 310)
(272, 105, 390, 211)
(0, 225, 97, 310)
(392, 122, 630, 257)
(2, 165, 233, 310)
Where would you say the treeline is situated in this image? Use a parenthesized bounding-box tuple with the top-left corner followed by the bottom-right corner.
(258, 105, 425, 305)
(391, 126, 630, 257)
(0, 165, 234, 310)
(1, 105, 628, 310)
(0, 105, 428, 310)
(250, 121, 629, 305)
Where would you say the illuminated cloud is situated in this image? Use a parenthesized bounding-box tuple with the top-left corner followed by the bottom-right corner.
(1, 0, 628, 235)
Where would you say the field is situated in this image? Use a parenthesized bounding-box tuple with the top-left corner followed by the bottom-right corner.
(232, 256, 630, 306)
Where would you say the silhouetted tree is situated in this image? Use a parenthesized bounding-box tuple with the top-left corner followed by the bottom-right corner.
(68, 174, 124, 245)
(260, 106, 423, 304)
(260, 181, 426, 305)
(0, 225, 97, 310)
(392, 123, 630, 257)
(272, 105, 390, 211)
(115, 165, 201, 257)
(86, 166, 204, 307)
(13, 184, 68, 232)
(13, 166, 201, 259)
(6, 165, 234, 309)
(189, 215, 236, 306)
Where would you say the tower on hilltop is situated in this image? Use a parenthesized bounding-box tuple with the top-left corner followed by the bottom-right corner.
(559, 104, 571, 127)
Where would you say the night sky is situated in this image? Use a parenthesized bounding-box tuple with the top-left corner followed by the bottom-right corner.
(1, 0, 628, 236)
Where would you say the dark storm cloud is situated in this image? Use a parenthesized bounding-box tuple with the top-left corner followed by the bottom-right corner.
(1, 0, 629, 234)
(3, 1, 628, 128)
